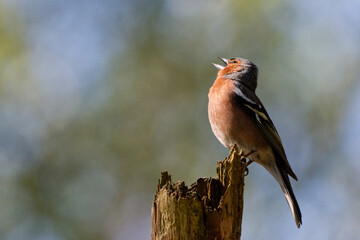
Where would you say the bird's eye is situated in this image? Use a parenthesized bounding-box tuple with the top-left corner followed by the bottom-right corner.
(232, 61, 237, 64)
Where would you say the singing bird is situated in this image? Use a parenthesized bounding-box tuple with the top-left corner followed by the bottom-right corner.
(208, 57, 302, 228)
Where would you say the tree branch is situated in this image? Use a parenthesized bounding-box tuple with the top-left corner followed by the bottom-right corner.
(151, 145, 246, 240)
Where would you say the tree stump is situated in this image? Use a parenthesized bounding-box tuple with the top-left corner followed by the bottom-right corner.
(151, 146, 246, 240)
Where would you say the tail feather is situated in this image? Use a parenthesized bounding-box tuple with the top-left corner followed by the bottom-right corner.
(279, 168, 302, 228)
(266, 165, 302, 228)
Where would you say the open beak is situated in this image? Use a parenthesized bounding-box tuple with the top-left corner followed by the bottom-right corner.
(212, 57, 229, 70)
(212, 63, 225, 70)
(219, 57, 229, 65)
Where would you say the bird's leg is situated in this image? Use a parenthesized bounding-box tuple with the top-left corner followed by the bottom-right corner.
(243, 149, 257, 176)
(244, 149, 256, 158)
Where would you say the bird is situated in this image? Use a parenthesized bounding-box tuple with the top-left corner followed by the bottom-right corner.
(208, 57, 302, 228)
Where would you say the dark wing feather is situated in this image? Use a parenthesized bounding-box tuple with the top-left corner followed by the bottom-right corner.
(232, 83, 298, 180)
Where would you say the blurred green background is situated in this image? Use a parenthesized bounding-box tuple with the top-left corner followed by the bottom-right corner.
(1, 0, 360, 239)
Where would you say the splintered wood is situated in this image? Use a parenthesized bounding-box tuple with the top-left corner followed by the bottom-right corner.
(151, 146, 246, 240)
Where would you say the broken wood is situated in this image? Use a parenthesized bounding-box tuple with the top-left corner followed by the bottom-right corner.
(151, 146, 246, 240)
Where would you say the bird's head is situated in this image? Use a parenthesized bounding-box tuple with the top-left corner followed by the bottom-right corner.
(212, 57, 258, 91)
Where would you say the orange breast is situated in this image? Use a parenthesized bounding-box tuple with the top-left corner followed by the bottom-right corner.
(208, 77, 269, 156)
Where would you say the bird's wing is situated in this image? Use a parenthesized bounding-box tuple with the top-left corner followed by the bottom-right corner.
(232, 83, 298, 180)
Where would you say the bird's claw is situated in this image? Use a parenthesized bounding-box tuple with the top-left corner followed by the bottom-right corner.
(229, 146, 256, 176)
(243, 149, 256, 176)
(244, 159, 254, 176)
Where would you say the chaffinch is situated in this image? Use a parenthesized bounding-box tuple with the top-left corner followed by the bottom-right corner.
(208, 57, 302, 228)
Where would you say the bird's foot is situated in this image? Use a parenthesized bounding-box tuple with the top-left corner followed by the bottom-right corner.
(243, 149, 257, 176)
(244, 160, 254, 176)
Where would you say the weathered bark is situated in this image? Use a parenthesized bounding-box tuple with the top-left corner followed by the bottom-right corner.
(151, 146, 246, 240)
